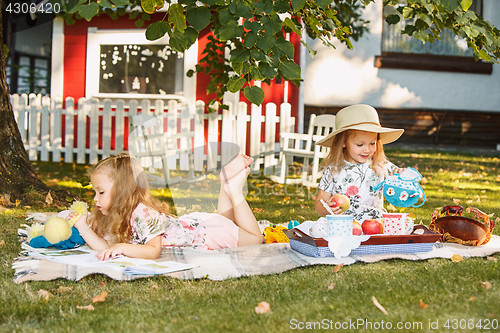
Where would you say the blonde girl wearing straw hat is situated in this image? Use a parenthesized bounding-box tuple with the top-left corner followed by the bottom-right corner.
(314, 104, 405, 223)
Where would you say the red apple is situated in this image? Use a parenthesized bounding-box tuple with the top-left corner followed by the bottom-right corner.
(352, 221, 362, 236)
(330, 194, 350, 212)
(361, 219, 383, 235)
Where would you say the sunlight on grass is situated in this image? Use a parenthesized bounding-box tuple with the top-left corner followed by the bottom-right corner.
(1, 148, 499, 332)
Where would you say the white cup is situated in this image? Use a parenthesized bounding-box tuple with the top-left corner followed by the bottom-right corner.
(326, 215, 353, 237)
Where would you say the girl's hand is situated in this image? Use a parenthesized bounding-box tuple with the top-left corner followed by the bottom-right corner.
(97, 244, 127, 261)
(391, 168, 406, 175)
(326, 202, 343, 215)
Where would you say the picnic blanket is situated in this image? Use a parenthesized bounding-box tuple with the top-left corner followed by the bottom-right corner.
(12, 235, 500, 283)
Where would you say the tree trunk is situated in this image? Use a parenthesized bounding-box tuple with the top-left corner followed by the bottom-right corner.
(0, 8, 74, 206)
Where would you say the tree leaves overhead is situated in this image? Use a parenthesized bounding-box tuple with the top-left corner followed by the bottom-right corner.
(51, 0, 500, 106)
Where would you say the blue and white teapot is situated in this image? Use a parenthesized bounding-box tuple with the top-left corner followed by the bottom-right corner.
(374, 167, 426, 208)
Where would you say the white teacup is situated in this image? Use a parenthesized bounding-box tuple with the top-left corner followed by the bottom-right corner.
(308, 217, 328, 238)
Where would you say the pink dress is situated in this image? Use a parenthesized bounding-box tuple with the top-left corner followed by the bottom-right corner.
(129, 203, 238, 250)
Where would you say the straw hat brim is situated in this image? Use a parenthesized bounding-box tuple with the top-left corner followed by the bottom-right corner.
(316, 123, 404, 147)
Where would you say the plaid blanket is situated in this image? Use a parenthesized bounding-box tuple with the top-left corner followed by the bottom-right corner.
(12, 235, 500, 283)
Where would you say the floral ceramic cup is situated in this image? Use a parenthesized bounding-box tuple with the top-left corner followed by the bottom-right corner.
(382, 213, 414, 235)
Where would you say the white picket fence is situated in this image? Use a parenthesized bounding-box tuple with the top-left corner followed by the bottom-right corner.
(11, 94, 295, 174)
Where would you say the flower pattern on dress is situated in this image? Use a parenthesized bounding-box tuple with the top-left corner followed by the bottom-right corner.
(399, 191, 409, 201)
(130, 203, 208, 249)
(318, 159, 398, 222)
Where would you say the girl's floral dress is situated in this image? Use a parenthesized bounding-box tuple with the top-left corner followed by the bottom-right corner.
(318, 160, 397, 222)
(129, 203, 208, 249)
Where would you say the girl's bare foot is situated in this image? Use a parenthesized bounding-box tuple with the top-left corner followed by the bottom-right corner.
(223, 167, 251, 202)
(220, 154, 254, 182)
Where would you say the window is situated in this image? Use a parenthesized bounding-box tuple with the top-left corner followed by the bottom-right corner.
(376, 0, 491, 74)
(86, 28, 197, 100)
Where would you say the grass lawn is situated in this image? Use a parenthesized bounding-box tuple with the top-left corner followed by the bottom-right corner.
(1, 147, 499, 333)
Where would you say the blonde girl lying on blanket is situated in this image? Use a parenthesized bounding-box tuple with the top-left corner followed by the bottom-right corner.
(72, 153, 263, 261)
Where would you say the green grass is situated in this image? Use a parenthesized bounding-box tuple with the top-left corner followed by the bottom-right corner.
(1, 147, 500, 333)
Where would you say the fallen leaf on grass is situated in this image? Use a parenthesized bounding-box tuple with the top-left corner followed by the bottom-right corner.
(487, 256, 498, 263)
(151, 284, 159, 289)
(272, 210, 281, 217)
(419, 299, 427, 309)
(255, 301, 271, 314)
(372, 296, 388, 315)
(481, 281, 492, 290)
(333, 264, 343, 273)
(77, 304, 95, 311)
(45, 191, 53, 205)
(451, 254, 463, 262)
(327, 283, 335, 290)
(37, 289, 52, 302)
(469, 296, 476, 302)
(0, 240, 5, 246)
(57, 286, 73, 293)
(92, 291, 108, 303)
(253, 208, 264, 213)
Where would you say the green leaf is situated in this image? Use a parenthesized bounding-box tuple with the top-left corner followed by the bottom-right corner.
(283, 17, 302, 35)
(258, 62, 278, 79)
(414, 30, 429, 43)
(111, 0, 131, 6)
(219, 20, 244, 41)
(315, 0, 332, 9)
(251, 48, 270, 62)
(219, 8, 234, 25)
(274, 0, 290, 13)
(98, 0, 115, 8)
(244, 20, 261, 32)
(66, 0, 85, 14)
(200, 0, 218, 5)
(141, 0, 164, 14)
(278, 59, 301, 80)
(235, 2, 253, 19)
(300, 40, 317, 58)
(460, 0, 473, 11)
(169, 4, 187, 32)
(291, 0, 306, 12)
(261, 14, 283, 35)
(242, 31, 258, 48)
(187, 6, 211, 31)
(227, 76, 246, 93)
(418, 13, 433, 27)
(78, 2, 100, 21)
(402, 7, 414, 19)
(441, 0, 460, 12)
(250, 66, 265, 81)
(273, 38, 294, 58)
(146, 21, 170, 41)
(256, 33, 275, 52)
(230, 49, 250, 63)
(478, 49, 491, 61)
(244, 86, 265, 106)
(134, 18, 145, 28)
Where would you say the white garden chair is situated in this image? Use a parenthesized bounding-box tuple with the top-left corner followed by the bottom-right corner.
(271, 114, 336, 187)
(128, 112, 203, 187)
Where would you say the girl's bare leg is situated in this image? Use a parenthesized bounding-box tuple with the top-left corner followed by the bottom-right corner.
(217, 154, 253, 221)
(221, 167, 262, 246)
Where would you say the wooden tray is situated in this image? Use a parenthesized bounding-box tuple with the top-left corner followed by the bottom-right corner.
(284, 224, 441, 248)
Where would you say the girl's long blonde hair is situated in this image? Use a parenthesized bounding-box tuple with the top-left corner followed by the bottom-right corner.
(87, 153, 170, 244)
(321, 130, 389, 177)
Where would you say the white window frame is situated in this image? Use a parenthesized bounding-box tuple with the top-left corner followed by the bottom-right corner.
(85, 27, 197, 102)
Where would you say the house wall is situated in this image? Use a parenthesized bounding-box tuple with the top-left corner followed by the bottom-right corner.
(52, 14, 299, 122)
(303, 0, 500, 147)
(304, 1, 500, 112)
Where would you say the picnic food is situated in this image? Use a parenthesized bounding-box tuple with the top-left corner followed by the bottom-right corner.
(361, 219, 383, 235)
(430, 206, 496, 246)
(330, 194, 350, 212)
(352, 221, 362, 235)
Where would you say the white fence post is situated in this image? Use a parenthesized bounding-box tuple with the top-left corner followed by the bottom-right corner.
(10, 95, 295, 179)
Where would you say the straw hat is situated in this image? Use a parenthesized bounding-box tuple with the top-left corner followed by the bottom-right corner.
(316, 104, 404, 147)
